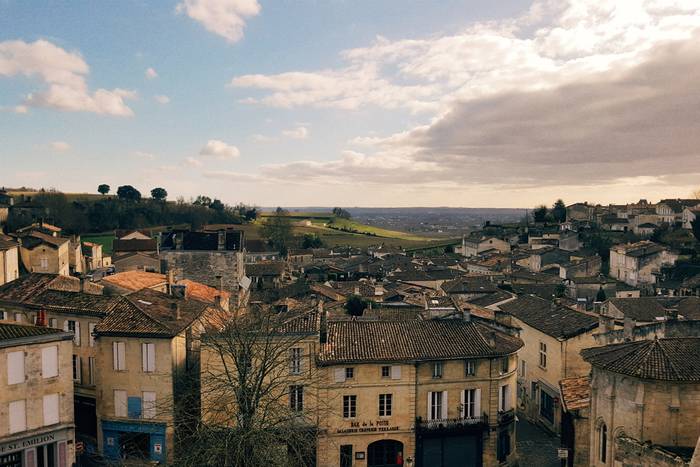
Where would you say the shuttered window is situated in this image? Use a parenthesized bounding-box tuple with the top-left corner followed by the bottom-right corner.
(42, 346, 59, 378)
(143, 392, 156, 419)
(114, 390, 127, 417)
(113, 342, 126, 370)
(43, 393, 59, 426)
(9, 400, 26, 433)
(142, 343, 155, 373)
(7, 351, 25, 385)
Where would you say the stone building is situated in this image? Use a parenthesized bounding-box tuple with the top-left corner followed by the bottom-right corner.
(317, 316, 523, 467)
(581, 330, 700, 466)
(498, 295, 598, 434)
(0, 234, 19, 286)
(609, 241, 677, 290)
(94, 288, 221, 464)
(559, 376, 590, 467)
(0, 322, 76, 467)
(458, 234, 511, 258)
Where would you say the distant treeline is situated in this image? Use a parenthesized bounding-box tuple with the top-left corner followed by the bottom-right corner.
(5, 191, 257, 234)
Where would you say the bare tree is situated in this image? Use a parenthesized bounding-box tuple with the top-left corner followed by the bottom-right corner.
(176, 305, 322, 467)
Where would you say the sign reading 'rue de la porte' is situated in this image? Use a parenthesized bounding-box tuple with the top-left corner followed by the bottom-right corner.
(336, 419, 401, 434)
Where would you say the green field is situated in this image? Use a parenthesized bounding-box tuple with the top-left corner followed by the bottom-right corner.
(81, 233, 116, 255)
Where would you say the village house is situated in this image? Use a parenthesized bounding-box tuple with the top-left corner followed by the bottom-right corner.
(81, 241, 105, 272)
(656, 199, 700, 225)
(245, 261, 287, 290)
(497, 295, 599, 434)
(581, 323, 700, 466)
(244, 239, 280, 263)
(682, 206, 700, 230)
(14, 231, 70, 276)
(566, 203, 595, 222)
(94, 288, 221, 464)
(0, 322, 76, 467)
(609, 241, 677, 290)
(559, 376, 591, 467)
(0, 234, 19, 286)
(458, 233, 511, 258)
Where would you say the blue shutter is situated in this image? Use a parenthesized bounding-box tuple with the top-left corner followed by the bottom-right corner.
(127, 397, 142, 419)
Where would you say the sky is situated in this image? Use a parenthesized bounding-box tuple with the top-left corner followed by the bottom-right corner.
(2, 0, 700, 208)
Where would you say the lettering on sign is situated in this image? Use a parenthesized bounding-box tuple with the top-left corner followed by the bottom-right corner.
(337, 419, 399, 434)
(0, 433, 57, 453)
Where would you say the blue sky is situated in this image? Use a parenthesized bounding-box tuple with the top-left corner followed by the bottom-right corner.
(2, 0, 700, 207)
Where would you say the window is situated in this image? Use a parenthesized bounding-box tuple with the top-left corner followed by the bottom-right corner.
(9, 400, 26, 434)
(343, 395, 357, 418)
(461, 388, 481, 419)
(378, 394, 392, 417)
(345, 367, 354, 379)
(40, 257, 48, 270)
(7, 351, 25, 385)
(290, 385, 304, 412)
(519, 360, 527, 378)
(390, 365, 401, 380)
(43, 394, 59, 426)
(143, 392, 156, 419)
(432, 361, 443, 379)
(290, 348, 302, 375)
(114, 390, 127, 417)
(340, 445, 353, 467)
(381, 366, 390, 378)
(113, 342, 126, 370)
(88, 357, 96, 385)
(540, 390, 554, 423)
(42, 346, 58, 378)
(49, 318, 58, 328)
(539, 342, 547, 368)
(0, 310, 4, 320)
(65, 320, 80, 346)
(428, 391, 447, 420)
(499, 384, 511, 412)
(72, 355, 82, 383)
(531, 382, 537, 400)
(142, 343, 156, 373)
(599, 423, 608, 463)
(465, 359, 476, 376)
(501, 356, 509, 374)
(14, 312, 23, 323)
(89, 323, 96, 347)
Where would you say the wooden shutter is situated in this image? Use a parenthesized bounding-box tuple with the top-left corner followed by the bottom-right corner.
(390, 365, 401, 380)
(114, 390, 127, 417)
(89, 323, 96, 347)
(9, 399, 26, 433)
(441, 391, 448, 419)
(460, 390, 465, 419)
(113, 342, 119, 370)
(43, 393, 59, 425)
(74, 321, 81, 346)
(143, 391, 156, 419)
(334, 368, 345, 383)
(42, 346, 58, 378)
(142, 344, 148, 372)
(58, 442, 67, 467)
(7, 350, 24, 385)
(475, 388, 482, 418)
(427, 392, 432, 420)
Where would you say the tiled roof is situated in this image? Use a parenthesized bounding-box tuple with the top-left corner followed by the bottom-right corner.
(607, 298, 667, 322)
(29, 289, 128, 316)
(96, 288, 211, 337)
(581, 338, 700, 381)
(0, 322, 70, 343)
(498, 295, 598, 339)
(101, 271, 167, 291)
(112, 238, 157, 252)
(467, 290, 515, 307)
(612, 241, 665, 257)
(442, 277, 498, 294)
(318, 319, 523, 365)
(559, 376, 590, 411)
(21, 231, 68, 249)
(0, 234, 18, 251)
(0, 273, 78, 302)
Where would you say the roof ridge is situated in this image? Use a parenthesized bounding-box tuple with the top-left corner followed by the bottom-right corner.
(654, 339, 682, 380)
(125, 300, 173, 334)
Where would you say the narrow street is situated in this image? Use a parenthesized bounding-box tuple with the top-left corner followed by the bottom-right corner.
(516, 418, 562, 467)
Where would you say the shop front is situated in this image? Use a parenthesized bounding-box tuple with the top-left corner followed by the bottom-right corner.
(101, 420, 166, 464)
(321, 419, 415, 467)
(0, 426, 73, 467)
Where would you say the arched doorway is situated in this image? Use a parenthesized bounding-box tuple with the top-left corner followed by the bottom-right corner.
(368, 440, 404, 467)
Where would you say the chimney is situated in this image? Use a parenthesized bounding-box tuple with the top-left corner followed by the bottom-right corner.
(171, 302, 181, 320)
(35, 310, 47, 327)
(462, 307, 471, 322)
(167, 270, 175, 294)
(80, 276, 87, 293)
(216, 274, 224, 292)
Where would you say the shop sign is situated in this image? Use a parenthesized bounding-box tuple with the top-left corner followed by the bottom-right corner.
(336, 419, 400, 434)
(0, 430, 67, 454)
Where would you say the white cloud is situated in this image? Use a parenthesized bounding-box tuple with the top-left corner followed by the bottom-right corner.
(231, 0, 700, 114)
(0, 39, 136, 116)
(176, 0, 260, 43)
(199, 139, 240, 159)
(185, 156, 203, 167)
(282, 126, 309, 140)
(50, 141, 70, 152)
(145, 67, 158, 79)
(154, 95, 170, 104)
(251, 133, 275, 142)
(133, 151, 156, 159)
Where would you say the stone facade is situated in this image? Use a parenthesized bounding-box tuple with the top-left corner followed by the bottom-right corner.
(0, 243, 19, 286)
(160, 250, 244, 293)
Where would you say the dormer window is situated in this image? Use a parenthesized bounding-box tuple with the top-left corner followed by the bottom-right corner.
(432, 361, 443, 379)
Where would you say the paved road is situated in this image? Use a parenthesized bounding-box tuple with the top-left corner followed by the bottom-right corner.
(517, 418, 562, 467)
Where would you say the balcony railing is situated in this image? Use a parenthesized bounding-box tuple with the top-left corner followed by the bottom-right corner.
(497, 409, 515, 425)
(416, 415, 488, 434)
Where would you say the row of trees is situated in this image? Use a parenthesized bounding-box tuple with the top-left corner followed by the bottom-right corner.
(5, 188, 257, 233)
(532, 199, 567, 223)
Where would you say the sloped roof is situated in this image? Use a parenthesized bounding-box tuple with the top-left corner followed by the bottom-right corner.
(442, 277, 498, 294)
(607, 298, 667, 322)
(112, 238, 157, 252)
(318, 319, 523, 365)
(101, 271, 166, 291)
(498, 295, 598, 339)
(0, 234, 18, 251)
(0, 323, 72, 347)
(581, 338, 700, 381)
(245, 261, 285, 277)
(0, 273, 81, 303)
(559, 376, 590, 411)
